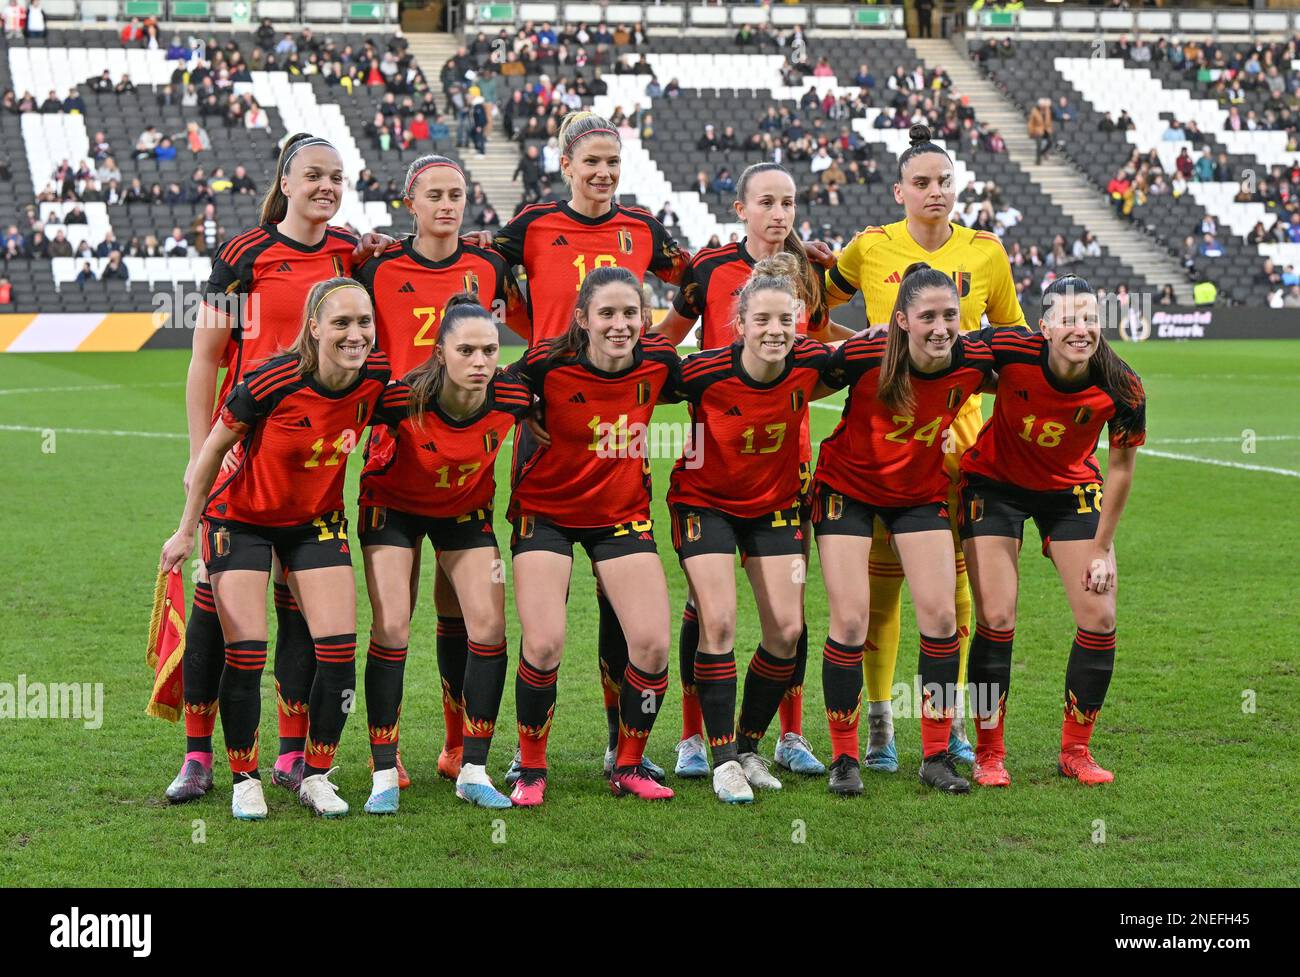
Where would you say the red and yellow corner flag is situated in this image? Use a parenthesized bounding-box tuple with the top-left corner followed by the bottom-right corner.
(145, 567, 187, 722)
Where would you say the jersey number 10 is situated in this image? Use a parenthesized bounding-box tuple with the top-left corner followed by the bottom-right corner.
(573, 254, 618, 289)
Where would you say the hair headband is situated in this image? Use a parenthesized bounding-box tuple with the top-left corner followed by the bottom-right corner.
(281, 137, 336, 173)
(565, 126, 619, 150)
(311, 283, 365, 321)
(403, 159, 464, 198)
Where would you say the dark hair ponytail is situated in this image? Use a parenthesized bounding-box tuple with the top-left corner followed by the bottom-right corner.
(897, 123, 951, 181)
(405, 292, 497, 427)
(1042, 274, 1141, 405)
(877, 261, 959, 414)
(548, 266, 643, 362)
(735, 162, 827, 326)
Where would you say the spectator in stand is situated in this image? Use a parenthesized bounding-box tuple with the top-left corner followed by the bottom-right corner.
(810, 146, 832, 175)
(49, 229, 72, 257)
(100, 250, 128, 281)
(812, 57, 834, 78)
(710, 167, 735, 198)
(24, 0, 44, 42)
(1098, 112, 1116, 133)
(1107, 169, 1131, 215)
(164, 227, 189, 256)
(1073, 230, 1101, 260)
(655, 202, 677, 230)
(1286, 212, 1300, 243)
(853, 63, 875, 88)
(185, 121, 211, 154)
(155, 137, 177, 162)
(135, 125, 162, 160)
(3, 0, 24, 41)
(1052, 95, 1076, 125)
(1198, 232, 1224, 258)
(245, 101, 269, 130)
(1193, 148, 1215, 182)
(471, 96, 489, 155)
(1028, 97, 1053, 164)
(89, 70, 114, 94)
(697, 123, 719, 153)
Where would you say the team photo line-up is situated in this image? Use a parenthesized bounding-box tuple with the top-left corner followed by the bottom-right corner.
(156, 111, 1147, 820)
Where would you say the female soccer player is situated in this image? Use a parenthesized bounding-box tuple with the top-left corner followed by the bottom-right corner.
(165, 134, 393, 804)
(959, 275, 1145, 787)
(358, 295, 531, 813)
(666, 255, 834, 803)
(504, 267, 680, 807)
(160, 279, 391, 819)
(490, 110, 688, 783)
(354, 154, 526, 788)
(653, 161, 852, 780)
(823, 123, 1025, 772)
(814, 263, 997, 796)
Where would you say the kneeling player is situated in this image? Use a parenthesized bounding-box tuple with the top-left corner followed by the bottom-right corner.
(959, 275, 1145, 787)
(161, 279, 390, 819)
(814, 263, 996, 795)
(666, 255, 834, 803)
(504, 268, 680, 807)
(358, 295, 530, 813)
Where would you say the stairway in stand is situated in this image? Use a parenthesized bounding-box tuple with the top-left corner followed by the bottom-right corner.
(407, 33, 523, 218)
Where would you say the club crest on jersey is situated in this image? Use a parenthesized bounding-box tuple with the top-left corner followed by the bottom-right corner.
(517, 515, 535, 539)
(213, 526, 230, 557)
(685, 513, 702, 542)
(949, 271, 971, 297)
(366, 506, 387, 531)
(947, 386, 963, 410)
(1074, 406, 1093, 425)
(462, 271, 480, 295)
(617, 229, 634, 254)
(356, 400, 369, 425)
(331, 256, 345, 276)
(969, 497, 984, 523)
(636, 380, 652, 405)
(484, 430, 500, 452)
(791, 388, 806, 411)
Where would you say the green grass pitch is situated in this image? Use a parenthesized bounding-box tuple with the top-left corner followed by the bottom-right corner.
(0, 339, 1296, 887)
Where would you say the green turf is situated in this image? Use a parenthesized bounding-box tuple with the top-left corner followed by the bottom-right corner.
(0, 340, 1297, 886)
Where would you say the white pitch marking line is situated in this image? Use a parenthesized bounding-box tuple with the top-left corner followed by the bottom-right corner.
(1125, 447, 1300, 479)
(0, 381, 183, 396)
(0, 424, 185, 440)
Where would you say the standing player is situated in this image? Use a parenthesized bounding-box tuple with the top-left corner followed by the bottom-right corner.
(504, 267, 679, 807)
(358, 295, 531, 813)
(491, 110, 688, 783)
(160, 279, 391, 819)
(814, 263, 997, 795)
(823, 123, 1025, 772)
(166, 134, 393, 804)
(354, 154, 526, 788)
(666, 255, 834, 803)
(653, 161, 853, 779)
(960, 275, 1144, 787)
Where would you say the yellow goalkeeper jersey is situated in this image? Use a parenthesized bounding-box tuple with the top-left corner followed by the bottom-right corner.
(825, 219, 1026, 332)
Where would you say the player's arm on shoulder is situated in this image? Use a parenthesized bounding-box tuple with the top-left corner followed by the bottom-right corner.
(185, 301, 233, 490)
(161, 408, 244, 573)
(823, 230, 869, 309)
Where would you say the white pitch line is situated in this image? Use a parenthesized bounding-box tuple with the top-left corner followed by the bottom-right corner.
(1133, 447, 1300, 479)
(0, 381, 183, 396)
(0, 424, 185, 440)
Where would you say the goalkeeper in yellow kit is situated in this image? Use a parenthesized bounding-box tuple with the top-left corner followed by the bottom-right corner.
(823, 123, 1026, 770)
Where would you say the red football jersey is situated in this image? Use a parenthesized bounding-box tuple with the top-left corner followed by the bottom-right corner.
(207, 350, 391, 526)
(203, 223, 361, 411)
(817, 334, 996, 507)
(493, 201, 689, 344)
(353, 236, 527, 379)
(667, 336, 832, 519)
(672, 239, 828, 350)
(359, 373, 532, 517)
(507, 332, 681, 527)
(960, 328, 1147, 492)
